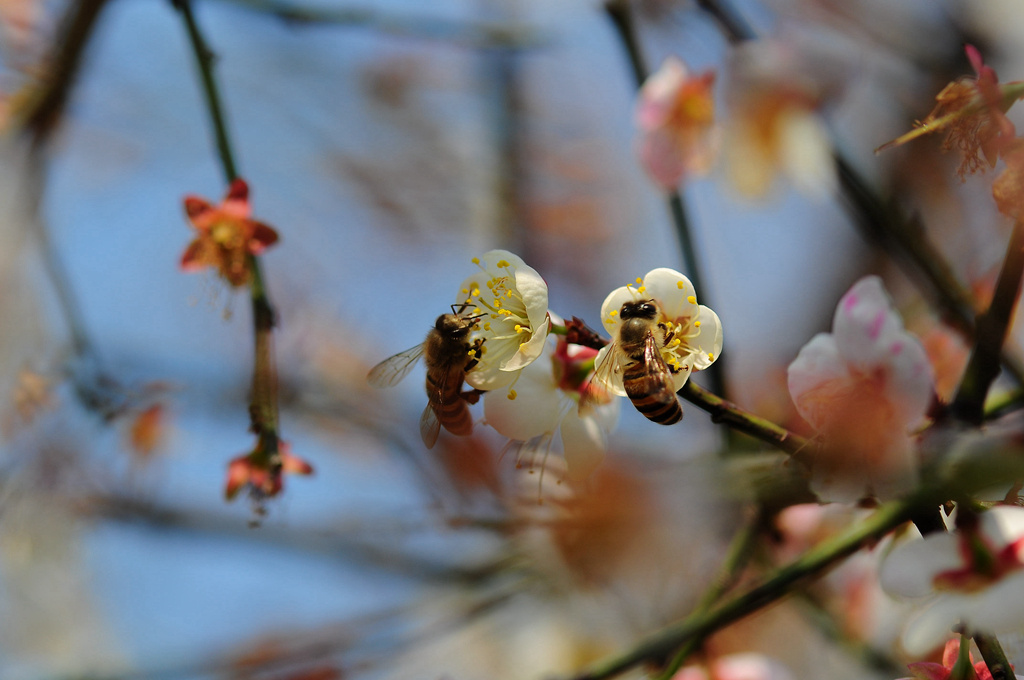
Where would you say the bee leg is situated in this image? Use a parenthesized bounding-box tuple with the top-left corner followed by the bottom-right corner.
(460, 388, 484, 405)
(464, 338, 485, 372)
(658, 322, 675, 345)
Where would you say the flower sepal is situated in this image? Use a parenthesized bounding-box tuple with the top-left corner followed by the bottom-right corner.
(224, 437, 313, 502)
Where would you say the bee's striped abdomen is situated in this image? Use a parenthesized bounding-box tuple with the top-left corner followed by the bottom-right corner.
(426, 366, 473, 435)
(623, 363, 683, 425)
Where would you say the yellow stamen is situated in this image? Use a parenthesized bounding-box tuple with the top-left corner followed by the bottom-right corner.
(609, 310, 618, 316)
(497, 259, 510, 268)
(694, 321, 701, 328)
(471, 257, 480, 264)
(508, 389, 517, 400)
(638, 286, 646, 293)
(708, 353, 714, 361)
(635, 277, 643, 284)
(677, 281, 685, 289)
(687, 296, 696, 304)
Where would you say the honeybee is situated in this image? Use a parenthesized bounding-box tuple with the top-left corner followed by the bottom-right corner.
(368, 310, 484, 448)
(582, 299, 682, 425)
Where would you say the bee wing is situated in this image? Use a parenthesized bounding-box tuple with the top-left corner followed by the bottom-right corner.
(579, 343, 623, 416)
(420, 403, 441, 449)
(640, 331, 676, 392)
(367, 344, 425, 387)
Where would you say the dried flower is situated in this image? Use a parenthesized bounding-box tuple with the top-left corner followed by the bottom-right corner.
(877, 45, 1024, 179)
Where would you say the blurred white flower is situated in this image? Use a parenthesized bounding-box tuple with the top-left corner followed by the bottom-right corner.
(881, 506, 1024, 656)
(457, 250, 550, 390)
(787, 276, 933, 503)
(724, 40, 837, 198)
(484, 336, 619, 481)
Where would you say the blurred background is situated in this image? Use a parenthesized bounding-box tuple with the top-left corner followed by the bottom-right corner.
(1, 0, 1024, 678)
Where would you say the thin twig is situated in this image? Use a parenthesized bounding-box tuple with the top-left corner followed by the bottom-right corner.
(565, 493, 925, 680)
(655, 506, 766, 680)
(679, 381, 809, 456)
(173, 0, 282, 445)
(951, 220, 1024, 424)
(974, 632, 1014, 680)
(16, 0, 110, 140)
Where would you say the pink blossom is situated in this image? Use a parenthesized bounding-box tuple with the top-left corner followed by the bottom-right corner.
(672, 653, 792, 680)
(225, 439, 313, 501)
(636, 56, 718, 190)
(898, 637, 994, 680)
(787, 276, 934, 502)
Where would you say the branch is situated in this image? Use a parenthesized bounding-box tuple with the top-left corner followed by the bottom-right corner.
(951, 220, 1024, 424)
(16, 0, 110, 140)
(173, 0, 282, 446)
(565, 493, 925, 680)
(679, 381, 809, 456)
(974, 632, 1014, 680)
(694, 0, 1024, 389)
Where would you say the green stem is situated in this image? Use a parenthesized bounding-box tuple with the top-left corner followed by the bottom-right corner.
(951, 220, 1024, 425)
(174, 0, 280, 443)
(679, 381, 809, 456)
(974, 632, 1014, 680)
(655, 507, 765, 680)
(567, 494, 925, 680)
(174, 0, 240, 183)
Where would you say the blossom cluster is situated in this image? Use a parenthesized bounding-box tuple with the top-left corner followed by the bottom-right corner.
(367, 249, 723, 481)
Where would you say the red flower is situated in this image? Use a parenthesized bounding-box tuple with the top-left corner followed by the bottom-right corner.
(181, 178, 279, 287)
(900, 638, 993, 680)
(224, 439, 313, 501)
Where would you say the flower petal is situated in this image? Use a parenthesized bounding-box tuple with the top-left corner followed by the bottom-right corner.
(484, 356, 564, 441)
(249, 221, 280, 253)
(786, 333, 849, 429)
(689, 304, 724, 371)
(644, 268, 696, 321)
(832, 276, 905, 370)
(600, 284, 636, 337)
(777, 109, 835, 198)
(560, 411, 607, 481)
(982, 505, 1024, 545)
(901, 597, 968, 656)
(223, 178, 252, 219)
(638, 128, 689, 189)
(183, 196, 214, 227)
(880, 530, 961, 598)
(636, 56, 690, 130)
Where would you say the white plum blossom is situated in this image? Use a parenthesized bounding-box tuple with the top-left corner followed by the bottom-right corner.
(595, 268, 723, 396)
(880, 506, 1024, 656)
(787, 276, 934, 503)
(457, 250, 551, 390)
(484, 335, 619, 481)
